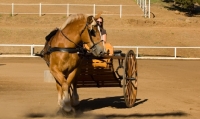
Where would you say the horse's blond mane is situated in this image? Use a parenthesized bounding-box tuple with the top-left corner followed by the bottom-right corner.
(60, 14, 86, 30)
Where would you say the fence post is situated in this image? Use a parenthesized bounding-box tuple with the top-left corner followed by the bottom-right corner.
(39, 3, 42, 16)
(142, 0, 144, 11)
(31, 44, 34, 56)
(136, 47, 139, 58)
(148, 0, 150, 18)
(144, 0, 146, 17)
(93, 4, 95, 16)
(12, 3, 14, 16)
(67, 4, 69, 16)
(174, 47, 177, 58)
(120, 5, 122, 18)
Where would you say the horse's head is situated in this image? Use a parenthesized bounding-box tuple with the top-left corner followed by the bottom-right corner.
(82, 12, 105, 57)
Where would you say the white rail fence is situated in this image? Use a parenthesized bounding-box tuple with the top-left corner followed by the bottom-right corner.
(0, 2, 150, 18)
(0, 44, 200, 60)
(136, 0, 150, 18)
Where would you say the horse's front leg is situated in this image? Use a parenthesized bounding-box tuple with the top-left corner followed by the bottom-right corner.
(56, 83, 63, 108)
(51, 69, 72, 112)
(62, 80, 73, 112)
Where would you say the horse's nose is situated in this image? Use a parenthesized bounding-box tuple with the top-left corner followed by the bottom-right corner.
(100, 51, 104, 56)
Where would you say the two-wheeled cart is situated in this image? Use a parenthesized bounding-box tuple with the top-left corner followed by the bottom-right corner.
(77, 43, 138, 107)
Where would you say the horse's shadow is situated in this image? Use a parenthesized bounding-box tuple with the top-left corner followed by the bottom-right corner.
(78, 96, 148, 112)
(24, 97, 148, 118)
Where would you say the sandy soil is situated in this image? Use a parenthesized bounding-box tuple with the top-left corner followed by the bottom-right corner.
(0, 0, 200, 57)
(0, 0, 200, 119)
(0, 57, 200, 119)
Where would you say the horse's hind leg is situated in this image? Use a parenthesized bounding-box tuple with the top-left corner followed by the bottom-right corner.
(67, 68, 80, 107)
(71, 82, 79, 107)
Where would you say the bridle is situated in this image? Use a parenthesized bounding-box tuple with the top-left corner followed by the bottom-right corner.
(86, 25, 104, 53)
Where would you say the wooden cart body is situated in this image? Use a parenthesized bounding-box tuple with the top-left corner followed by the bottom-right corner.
(77, 55, 123, 88)
(77, 43, 138, 107)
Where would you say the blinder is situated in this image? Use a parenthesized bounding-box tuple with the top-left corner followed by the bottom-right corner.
(88, 29, 96, 37)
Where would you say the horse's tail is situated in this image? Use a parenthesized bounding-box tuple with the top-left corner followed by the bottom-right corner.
(34, 53, 43, 57)
(34, 49, 45, 58)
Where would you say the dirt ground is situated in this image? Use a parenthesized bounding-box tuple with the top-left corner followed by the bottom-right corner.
(0, 57, 200, 119)
(0, 0, 200, 119)
(0, 0, 200, 57)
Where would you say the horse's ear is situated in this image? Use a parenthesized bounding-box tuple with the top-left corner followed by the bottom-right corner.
(87, 16, 96, 30)
(94, 11, 103, 20)
(87, 16, 94, 24)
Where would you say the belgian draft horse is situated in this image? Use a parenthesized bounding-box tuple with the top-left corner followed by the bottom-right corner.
(39, 13, 105, 115)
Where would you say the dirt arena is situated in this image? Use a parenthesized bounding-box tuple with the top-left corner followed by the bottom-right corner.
(0, 0, 200, 119)
(0, 57, 200, 119)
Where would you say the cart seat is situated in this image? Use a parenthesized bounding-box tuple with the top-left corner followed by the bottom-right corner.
(114, 50, 125, 57)
(114, 50, 122, 56)
(114, 50, 122, 53)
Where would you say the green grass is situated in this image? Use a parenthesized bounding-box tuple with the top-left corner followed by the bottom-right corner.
(133, 0, 162, 4)
(150, 0, 162, 4)
(195, 0, 200, 4)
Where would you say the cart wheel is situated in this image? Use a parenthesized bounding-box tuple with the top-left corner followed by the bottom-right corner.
(123, 50, 138, 108)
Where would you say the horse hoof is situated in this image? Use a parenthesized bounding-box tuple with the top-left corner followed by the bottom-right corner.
(73, 103, 80, 110)
(57, 108, 76, 117)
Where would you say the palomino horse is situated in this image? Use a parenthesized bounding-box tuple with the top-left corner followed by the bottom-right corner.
(39, 13, 105, 114)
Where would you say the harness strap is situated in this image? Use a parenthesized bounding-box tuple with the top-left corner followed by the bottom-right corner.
(89, 40, 103, 49)
(60, 24, 87, 49)
(60, 30, 81, 48)
(49, 47, 79, 53)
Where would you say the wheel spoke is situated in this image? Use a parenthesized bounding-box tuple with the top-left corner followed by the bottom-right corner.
(126, 53, 136, 78)
(125, 81, 134, 105)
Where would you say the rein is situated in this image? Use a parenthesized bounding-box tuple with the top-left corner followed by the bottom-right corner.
(87, 26, 104, 50)
(60, 25, 87, 49)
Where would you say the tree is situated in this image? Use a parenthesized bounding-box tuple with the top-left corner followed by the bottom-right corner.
(173, 0, 200, 15)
